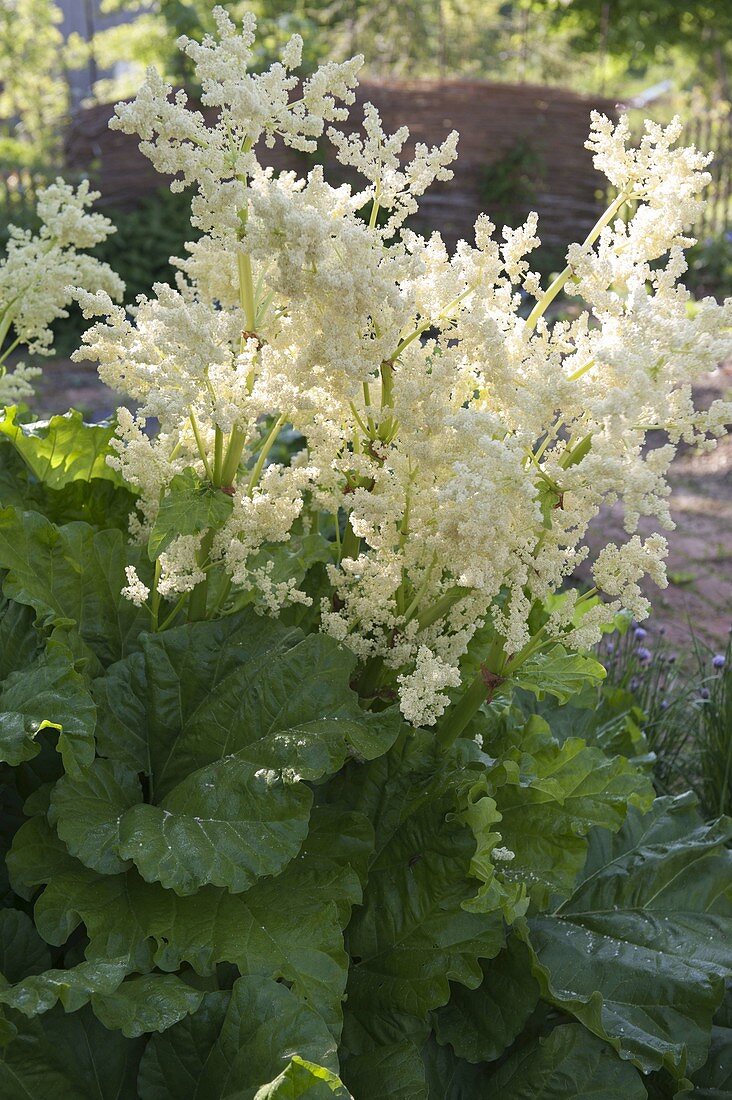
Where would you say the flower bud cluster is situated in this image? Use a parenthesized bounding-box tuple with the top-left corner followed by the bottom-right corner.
(0, 179, 122, 401)
(73, 10, 730, 725)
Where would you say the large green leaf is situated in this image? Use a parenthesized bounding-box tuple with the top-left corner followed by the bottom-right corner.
(49, 758, 142, 875)
(690, 987, 732, 1098)
(0, 509, 149, 667)
(432, 935, 539, 1064)
(92, 651, 148, 773)
(483, 1024, 648, 1098)
(343, 1041, 427, 1100)
(91, 612, 395, 895)
(91, 974, 204, 1038)
(0, 651, 96, 776)
(0, 408, 125, 490)
(9, 809, 367, 1037)
(41, 478, 138, 531)
(96, 611, 397, 794)
(421, 1034, 490, 1099)
(0, 1003, 144, 1099)
(148, 469, 233, 560)
(342, 734, 508, 1030)
(116, 759, 313, 894)
(488, 717, 653, 907)
(138, 975, 339, 1099)
(507, 644, 606, 703)
(524, 796, 732, 1078)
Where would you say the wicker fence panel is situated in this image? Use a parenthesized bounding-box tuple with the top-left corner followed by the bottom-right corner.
(66, 79, 620, 252)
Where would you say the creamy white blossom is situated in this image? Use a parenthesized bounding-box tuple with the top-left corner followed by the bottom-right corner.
(72, 10, 731, 725)
(0, 180, 122, 400)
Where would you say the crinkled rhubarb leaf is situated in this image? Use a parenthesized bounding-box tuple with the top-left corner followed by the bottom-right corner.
(0, 509, 149, 667)
(432, 935, 539, 1064)
(0, 652, 96, 776)
(9, 808, 367, 1037)
(524, 795, 732, 1079)
(91, 974, 204, 1039)
(0, 408, 125, 490)
(138, 976, 339, 1099)
(483, 1023, 648, 1098)
(488, 717, 654, 907)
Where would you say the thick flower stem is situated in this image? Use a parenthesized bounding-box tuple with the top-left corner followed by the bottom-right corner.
(436, 663, 505, 750)
(187, 530, 215, 621)
(341, 514, 361, 560)
(246, 413, 287, 494)
(212, 427, 225, 486)
(435, 670, 491, 749)
(221, 426, 248, 487)
(187, 576, 209, 622)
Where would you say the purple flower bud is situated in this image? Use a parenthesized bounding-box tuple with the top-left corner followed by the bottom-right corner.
(660, 699, 669, 710)
(712, 654, 726, 669)
(633, 627, 647, 640)
(700, 687, 711, 700)
(636, 647, 652, 661)
(606, 642, 615, 654)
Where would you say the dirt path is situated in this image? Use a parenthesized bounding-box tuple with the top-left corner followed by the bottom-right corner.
(28, 357, 732, 651)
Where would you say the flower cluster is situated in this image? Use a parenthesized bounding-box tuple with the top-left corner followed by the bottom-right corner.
(0, 179, 123, 402)
(74, 9, 731, 725)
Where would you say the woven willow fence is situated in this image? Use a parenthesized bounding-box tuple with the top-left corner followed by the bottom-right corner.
(3, 86, 728, 254)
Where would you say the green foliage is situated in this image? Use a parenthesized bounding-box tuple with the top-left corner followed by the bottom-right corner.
(685, 232, 732, 301)
(525, 794, 732, 1080)
(479, 139, 543, 229)
(149, 469, 234, 560)
(0, 408, 729, 1097)
(0, 407, 126, 490)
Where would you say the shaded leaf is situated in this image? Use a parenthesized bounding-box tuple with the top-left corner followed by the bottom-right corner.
(0, 509, 149, 667)
(0, 597, 41, 682)
(421, 1034, 490, 1099)
(432, 935, 539, 1064)
(343, 1042, 427, 1100)
(690, 987, 732, 1098)
(0, 652, 96, 776)
(0, 910, 51, 983)
(138, 975, 339, 1098)
(344, 734, 507, 1026)
(0, 1003, 144, 1098)
(484, 1023, 648, 1098)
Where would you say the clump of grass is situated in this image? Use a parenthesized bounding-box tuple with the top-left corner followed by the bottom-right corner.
(695, 636, 732, 818)
(597, 619, 731, 816)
